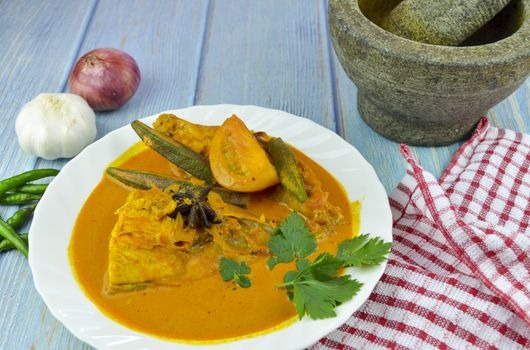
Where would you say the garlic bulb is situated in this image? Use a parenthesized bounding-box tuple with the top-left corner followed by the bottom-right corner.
(15, 93, 97, 160)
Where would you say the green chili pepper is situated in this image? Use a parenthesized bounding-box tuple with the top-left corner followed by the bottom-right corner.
(6, 204, 37, 231)
(0, 193, 41, 205)
(11, 184, 48, 195)
(0, 234, 28, 252)
(0, 219, 28, 257)
(0, 169, 59, 197)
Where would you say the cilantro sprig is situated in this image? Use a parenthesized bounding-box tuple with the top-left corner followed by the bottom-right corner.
(219, 257, 252, 288)
(270, 212, 391, 320)
(337, 234, 392, 267)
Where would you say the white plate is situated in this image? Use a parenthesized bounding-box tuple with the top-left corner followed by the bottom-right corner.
(29, 105, 392, 350)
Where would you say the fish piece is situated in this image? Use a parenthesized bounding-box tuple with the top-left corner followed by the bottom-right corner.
(107, 187, 194, 292)
(107, 187, 274, 293)
(206, 191, 274, 258)
(153, 113, 217, 156)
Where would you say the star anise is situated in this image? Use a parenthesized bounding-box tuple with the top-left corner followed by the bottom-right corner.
(169, 185, 221, 229)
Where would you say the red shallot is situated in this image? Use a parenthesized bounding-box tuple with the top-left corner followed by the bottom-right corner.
(68, 48, 141, 111)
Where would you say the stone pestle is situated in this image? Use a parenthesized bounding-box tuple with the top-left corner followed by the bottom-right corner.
(381, 0, 512, 46)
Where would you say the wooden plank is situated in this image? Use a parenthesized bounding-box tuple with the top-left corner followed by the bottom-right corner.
(0, 1, 98, 349)
(332, 61, 406, 193)
(1, 0, 210, 349)
(194, 0, 337, 130)
(489, 81, 529, 131)
(0, 0, 97, 214)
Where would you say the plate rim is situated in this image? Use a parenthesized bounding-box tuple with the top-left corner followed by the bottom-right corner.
(29, 104, 392, 350)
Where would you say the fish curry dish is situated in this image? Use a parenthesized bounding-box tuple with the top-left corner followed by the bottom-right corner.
(69, 114, 360, 342)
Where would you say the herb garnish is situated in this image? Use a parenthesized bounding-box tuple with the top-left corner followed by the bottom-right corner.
(269, 212, 391, 320)
(219, 257, 252, 288)
(266, 212, 317, 270)
(337, 234, 392, 267)
(218, 212, 392, 318)
(277, 253, 363, 319)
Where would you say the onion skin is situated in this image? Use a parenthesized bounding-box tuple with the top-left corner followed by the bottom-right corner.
(68, 48, 141, 111)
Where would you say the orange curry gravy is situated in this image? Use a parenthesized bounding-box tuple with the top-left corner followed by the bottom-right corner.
(69, 145, 359, 342)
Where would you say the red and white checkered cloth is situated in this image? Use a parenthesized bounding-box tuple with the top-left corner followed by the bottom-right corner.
(314, 118, 530, 349)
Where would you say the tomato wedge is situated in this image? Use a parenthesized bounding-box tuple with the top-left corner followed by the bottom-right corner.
(209, 115, 279, 192)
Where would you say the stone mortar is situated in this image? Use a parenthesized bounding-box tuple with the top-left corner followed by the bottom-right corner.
(329, 0, 530, 146)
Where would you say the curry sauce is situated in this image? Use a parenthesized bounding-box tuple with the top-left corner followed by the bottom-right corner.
(69, 145, 358, 342)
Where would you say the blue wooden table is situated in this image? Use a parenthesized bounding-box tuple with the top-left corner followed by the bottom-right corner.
(0, 1, 528, 348)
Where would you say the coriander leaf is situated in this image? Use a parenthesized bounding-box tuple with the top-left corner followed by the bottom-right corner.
(337, 234, 392, 267)
(267, 212, 317, 268)
(278, 252, 363, 320)
(292, 284, 307, 318)
(296, 258, 311, 271)
(338, 234, 370, 256)
(239, 261, 251, 274)
(267, 257, 278, 270)
(268, 235, 295, 264)
(219, 257, 252, 288)
(289, 276, 363, 319)
(219, 257, 239, 282)
(304, 253, 343, 280)
(236, 275, 251, 288)
(277, 212, 315, 257)
(284, 270, 299, 284)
